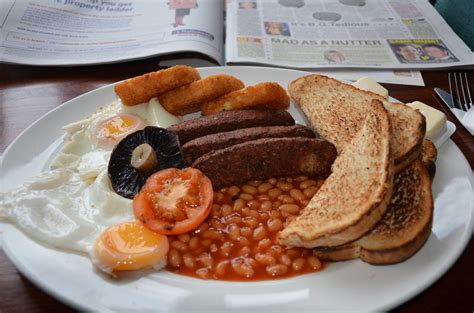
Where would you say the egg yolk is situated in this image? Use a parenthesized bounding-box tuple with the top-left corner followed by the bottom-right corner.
(93, 221, 169, 272)
(94, 113, 146, 147)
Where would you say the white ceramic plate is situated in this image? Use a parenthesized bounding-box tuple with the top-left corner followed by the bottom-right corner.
(1, 67, 473, 312)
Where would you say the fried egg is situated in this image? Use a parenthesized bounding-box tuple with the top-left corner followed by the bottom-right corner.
(1, 97, 179, 274)
(50, 98, 181, 181)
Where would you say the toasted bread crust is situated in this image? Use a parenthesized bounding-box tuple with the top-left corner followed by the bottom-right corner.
(278, 100, 394, 247)
(288, 74, 425, 173)
(314, 160, 433, 264)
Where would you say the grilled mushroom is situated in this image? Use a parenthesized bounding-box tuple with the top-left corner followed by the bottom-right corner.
(108, 126, 186, 199)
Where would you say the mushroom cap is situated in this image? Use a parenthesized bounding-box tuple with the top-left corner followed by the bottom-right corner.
(108, 126, 186, 199)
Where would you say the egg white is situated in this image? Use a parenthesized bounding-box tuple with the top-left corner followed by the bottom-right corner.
(0, 97, 181, 258)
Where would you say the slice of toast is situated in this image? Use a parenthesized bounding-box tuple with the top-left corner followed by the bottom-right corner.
(288, 74, 425, 173)
(278, 99, 394, 248)
(313, 159, 433, 264)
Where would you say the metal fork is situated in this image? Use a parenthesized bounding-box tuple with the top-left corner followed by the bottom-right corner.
(448, 72, 473, 111)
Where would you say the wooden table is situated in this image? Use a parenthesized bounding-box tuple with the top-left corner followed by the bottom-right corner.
(1, 61, 473, 312)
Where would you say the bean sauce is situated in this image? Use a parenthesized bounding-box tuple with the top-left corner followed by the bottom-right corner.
(165, 176, 326, 280)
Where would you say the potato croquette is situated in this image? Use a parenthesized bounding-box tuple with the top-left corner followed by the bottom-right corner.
(158, 74, 245, 116)
(201, 82, 290, 116)
(114, 65, 200, 106)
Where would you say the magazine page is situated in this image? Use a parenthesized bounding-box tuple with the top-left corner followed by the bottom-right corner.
(0, 0, 224, 65)
(226, 0, 474, 69)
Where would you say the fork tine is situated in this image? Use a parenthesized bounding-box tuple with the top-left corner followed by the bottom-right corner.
(448, 72, 458, 109)
(454, 72, 464, 110)
(458, 72, 469, 111)
(463, 72, 472, 110)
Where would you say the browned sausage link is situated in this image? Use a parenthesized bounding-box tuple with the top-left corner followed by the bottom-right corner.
(182, 125, 317, 165)
(168, 110, 295, 145)
(192, 137, 337, 189)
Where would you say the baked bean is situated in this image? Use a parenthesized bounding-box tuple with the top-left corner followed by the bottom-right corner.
(201, 239, 211, 247)
(221, 204, 233, 217)
(267, 218, 283, 232)
(192, 247, 205, 256)
(171, 240, 188, 252)
(215, 260, 229, 276)
(257, 182, 273, 194)
(292, 258, 306, 271)
(289, 189, 306, 201)
(286, 248, 301, 258)
(259, 212, 270, 222)
(243, 217, 259, 229)
(276, 181, 293, 191)
(269, 245, 285, 256)
(253, 226, 267, 241)
(168, 249, 182, 268)
(266, 264, 288, 276)
(196, 223, 209, 234)
(303, 186, 319, 198)
(226, 215, 242, 225)
(198, 252, 214, 268)
(238, 246, 251, 257)
(260, 200, 272, 211)
(279, 204, 300, 214)
(295, 175, 308, 182)
(279, 254, 292, 266)
(267, 178, 277, 185)
(212, 204, 221, 216)
(220, 241, 233, 257)
(281, 211, 290, 219)
(214, 192, 225, 204)
(188, 237, 200, 250)
(248, 180, 262, 187)
(237, 236, 250, 246)
(240, 226, 252, 237)
(248, 209, 260, 219)
(257, 194, 271, 201)
(307, 256, 322, 270)
(226, 186, 240, 197)
(255, 253, 276, 266)
(272, 201, 282, 209)
(233, 198, 245, 211)
(268, 188, 282, 199)
(285, 177, 293, 183)
(242, 184, 258, 195)
(178, 234, 190, 243)
(277, 194, 295, 204)
(228, 224, 240, 240)
(210, 243, 218, 253)
(270, 210, 282, 219)
(239, 193, 254, 201)
(258, 238, 272, 250)
(210, 218, 225, 229)
(241, 207, 251, 217)
(299, 199, 310, 207)
(300, 179, 317, 189)
(183, 253, 195, 269)
(202, 230, 224, 241)
(231, 257, 255, 278)
(195, 267, 210, 279)
(247, 200, 261, 210)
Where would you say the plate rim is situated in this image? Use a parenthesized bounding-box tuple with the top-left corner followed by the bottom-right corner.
(1, 66, 473, 312)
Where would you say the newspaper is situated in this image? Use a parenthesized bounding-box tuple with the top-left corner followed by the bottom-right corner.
(0, 0, 224, 65)
(226, 0, 474, 69)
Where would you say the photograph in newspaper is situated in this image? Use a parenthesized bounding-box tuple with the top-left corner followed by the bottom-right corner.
(226, 0, 473, 69)
(389, 39, 459, 64)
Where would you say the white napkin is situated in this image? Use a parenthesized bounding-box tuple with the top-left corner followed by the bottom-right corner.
(451, 107, 474, 136)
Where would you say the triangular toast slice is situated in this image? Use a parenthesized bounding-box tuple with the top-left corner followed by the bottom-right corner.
(288, 74, 425, 173)
(313, 159, 433, 264)
(278, 100, 394, 248)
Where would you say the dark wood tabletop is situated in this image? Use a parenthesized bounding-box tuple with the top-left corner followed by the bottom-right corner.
(0, 60, 473, 312)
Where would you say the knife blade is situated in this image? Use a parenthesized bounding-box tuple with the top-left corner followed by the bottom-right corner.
(434, 88, 459, 110)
